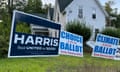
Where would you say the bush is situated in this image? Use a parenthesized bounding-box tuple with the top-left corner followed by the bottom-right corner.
(0, 15, 11, 58)
(0, 14, 30, 58)
(66, 21, 91, 42)
(0, 48, 8, 58)
(66, 21, 92, 53)
(101, 28, 120, 38)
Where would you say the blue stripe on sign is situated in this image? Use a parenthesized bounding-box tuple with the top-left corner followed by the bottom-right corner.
(15, 11, 61, 30)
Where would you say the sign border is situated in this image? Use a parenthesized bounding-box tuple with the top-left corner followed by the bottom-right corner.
(92, 33, 119, 59)
(59, 30, 83, 57)
(8, 10, 61, 58)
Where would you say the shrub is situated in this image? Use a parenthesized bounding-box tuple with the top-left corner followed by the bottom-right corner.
(66, 21, 92, 53)
(66, 21, 91, 42)
(0, 48, 8, 58)
(0, 15, 30, 58)
(101, 28, 120, 38)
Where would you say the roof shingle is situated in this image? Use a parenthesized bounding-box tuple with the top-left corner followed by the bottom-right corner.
(58, 0, 73, 12)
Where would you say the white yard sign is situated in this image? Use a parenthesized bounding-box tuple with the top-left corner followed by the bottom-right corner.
(92, 34, 119, 60)
(59, 31, 83, 57)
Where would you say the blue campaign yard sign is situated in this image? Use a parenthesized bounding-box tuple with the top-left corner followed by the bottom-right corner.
(92, 34, 119, 59)
(59, 31, 83, 57)
(8, 10, 61, 58)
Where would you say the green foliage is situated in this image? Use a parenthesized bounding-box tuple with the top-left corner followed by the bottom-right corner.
(0, 0, 49, 58)
(0, 14, 11, 58)
(12, 0, 27, 11)
(7, 0, 47, 17)
(111, 14, 120, 28)
(101, 28, 120, 38)
(24, 0, 46, 14)
(0, 13, 31, 58)
(0, 48, 8, 58)
(104, 1, 120, 28)
(16, 22, 31, 33)
(104, 1, 115, 15)
(66, 21, 91, 42)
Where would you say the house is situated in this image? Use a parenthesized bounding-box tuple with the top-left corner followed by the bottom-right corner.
(31, 0, 110, 40)
(51, 0, 109, 40)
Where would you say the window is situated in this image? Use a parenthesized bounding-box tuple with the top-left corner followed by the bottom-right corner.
(94, 29, 99, 40)
(92, 14, 96, 19)
(92, 8, 96, 19)
(57, 13, 59, 22)
(55, 31, 57, 37)
(78, 6, 83, 18)
(35, 32, 49, 36)
(69, 10, 72, 13)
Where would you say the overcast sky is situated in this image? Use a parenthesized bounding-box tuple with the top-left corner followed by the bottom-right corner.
(42, 0, 120, 13)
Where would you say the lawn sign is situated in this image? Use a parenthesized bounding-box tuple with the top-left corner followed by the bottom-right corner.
(8, 10, 61, 58)
(92, 34, 119, 60)
(59, 31, 83, 57)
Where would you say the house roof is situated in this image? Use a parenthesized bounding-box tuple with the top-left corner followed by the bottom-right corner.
(58, 0, 73, 12)
(48, 8, 54, 20)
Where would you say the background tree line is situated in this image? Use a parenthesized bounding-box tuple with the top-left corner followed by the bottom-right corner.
(105, 0, 120, 28)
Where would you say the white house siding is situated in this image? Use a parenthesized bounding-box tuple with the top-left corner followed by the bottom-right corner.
(59, 14, 66, 30)
(64, 0, 106, 40)
(50, 0, 61, 37)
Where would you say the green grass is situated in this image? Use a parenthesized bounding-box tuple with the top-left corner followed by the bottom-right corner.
(0, 53, 120, 72)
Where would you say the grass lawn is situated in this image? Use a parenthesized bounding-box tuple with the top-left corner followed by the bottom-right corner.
(0, 53, 120, 72)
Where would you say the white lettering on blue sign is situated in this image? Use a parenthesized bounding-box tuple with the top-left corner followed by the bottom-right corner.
(60, 31, 82, 43)
(60, 42, 82, 52)
(14, 33, 58, 47)
(94, 45, 116, 55)
(96, 34, 119, 45)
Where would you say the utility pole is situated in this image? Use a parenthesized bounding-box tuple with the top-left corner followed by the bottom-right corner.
(8, 0, 10, 13)
(8, 0, 13, 18)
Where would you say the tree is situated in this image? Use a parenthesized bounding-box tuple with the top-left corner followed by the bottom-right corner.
(0, 13, 11, 58)
(111, 14, 120, 28)
(24, 0, 45, 13)
(7, 0, 48, 17)
(105, 1, 115, 15)
(0, 0, 50, 58)
(12, 0, 27, 11)
(104, 1, 120, 28)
